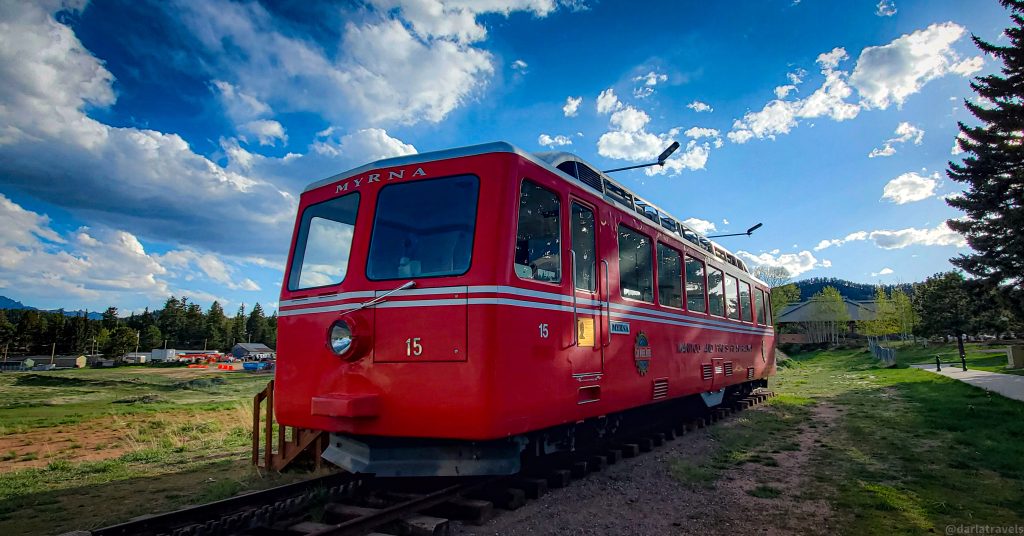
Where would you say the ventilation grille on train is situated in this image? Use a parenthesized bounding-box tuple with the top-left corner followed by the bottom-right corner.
(747, 367, 755, 380)
(724, 362, 734, 376)
(652, 378, 669, 400)
(556, 161, 603, 192)
(701, 364, 713, 380)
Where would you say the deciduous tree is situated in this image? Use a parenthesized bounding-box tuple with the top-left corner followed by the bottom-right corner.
(752, 265, 792, 288)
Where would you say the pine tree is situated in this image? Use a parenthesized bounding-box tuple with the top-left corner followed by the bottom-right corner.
(158, 296, 184, 347)
(247, 303, 268, 344)
(947, 0, 1024, 317)
(264, 312, 278, 349)
(101, 306, 119, 330)
(0, 310, 14, 348)
(205, 301, 228, 351)
(140, 324, 163, 351)
(183, 302, 205, 348)
(231, 304, 247, 347)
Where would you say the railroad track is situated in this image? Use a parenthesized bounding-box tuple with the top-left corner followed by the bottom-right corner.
(65, 391, 774, 536)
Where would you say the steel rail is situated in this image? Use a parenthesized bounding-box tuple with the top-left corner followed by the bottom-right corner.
(308, 477, 501, 536)
(88, 471, 362, 536)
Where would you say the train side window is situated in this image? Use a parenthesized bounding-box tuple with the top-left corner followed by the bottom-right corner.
(514, 180, 561, 283)
(755, 288, 767, 325)
(570, 203, 597, 291)
(766, 291, 774, 326)
(618, 225, 653, 302)
(740, 281, 753, 322)
(725, 274, 740, 320)
(288, 193, 360, 290)
(656, 243, 683, 308)
(685, 256, 707, 313)
(707, 267, 725, 317)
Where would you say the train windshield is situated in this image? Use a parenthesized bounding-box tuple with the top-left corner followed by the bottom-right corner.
(366, 175, 480, 280)
(288, 193, 360, 290)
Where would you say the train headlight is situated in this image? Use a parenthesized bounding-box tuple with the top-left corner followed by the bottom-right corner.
(328, 320, 354, 357)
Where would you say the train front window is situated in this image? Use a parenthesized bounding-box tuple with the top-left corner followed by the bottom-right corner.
(288, 193, 360, 290)
(515, 180, 561, 283)
(366, 175, 479, 280)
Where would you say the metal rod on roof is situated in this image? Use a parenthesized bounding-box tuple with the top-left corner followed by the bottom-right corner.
(707, 223, 763, 239)
(603, 141, 680, 173)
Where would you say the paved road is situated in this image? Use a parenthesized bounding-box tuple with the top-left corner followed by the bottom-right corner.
(911, 364, 1024, 402)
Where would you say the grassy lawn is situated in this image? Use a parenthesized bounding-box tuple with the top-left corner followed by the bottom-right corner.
(883, 340, 1024, 375)
(672, 348, 1024, 534)
(0, 366, 303, 536)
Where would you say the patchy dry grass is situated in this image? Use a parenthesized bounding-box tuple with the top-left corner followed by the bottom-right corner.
(0, 367, 293, 535)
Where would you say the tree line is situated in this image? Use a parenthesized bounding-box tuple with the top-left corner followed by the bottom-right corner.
(0, 296, 277, 359)
(764, 270, 1022, 347)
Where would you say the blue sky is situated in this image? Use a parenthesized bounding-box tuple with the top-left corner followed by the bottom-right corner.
(0, 0, 1009, 313)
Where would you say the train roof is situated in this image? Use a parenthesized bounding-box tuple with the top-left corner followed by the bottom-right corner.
(302, 141, 757, 278)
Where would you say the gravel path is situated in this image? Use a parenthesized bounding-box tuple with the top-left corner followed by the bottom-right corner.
(454, 404, 837, 536)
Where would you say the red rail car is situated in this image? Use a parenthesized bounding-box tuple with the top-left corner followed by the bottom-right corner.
(275, 142, 775, 476)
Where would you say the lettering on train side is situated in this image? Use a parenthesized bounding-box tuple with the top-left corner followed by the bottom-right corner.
(335, 167, 427, 193)
(676, 342, 754, 354)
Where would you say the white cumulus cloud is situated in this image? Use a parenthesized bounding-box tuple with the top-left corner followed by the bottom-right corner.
(0, 1, 296, 257)
(736, 250, 830, 277)
(875, 0, 896, 17)
(169, 0, 578, 126)
(687, 100, 713, 113)
(596, 88, 622, 114)
(682, 218, 716, 234)
(538, 133, 573, 147)
(850, 22, 983, 110)
(871, 267, 895, 276)
(563, 96, 582, 117)
(729, 23, 980, 144)
(869, 121, 924, 157)
(813, 222, 965, 251)
(882, 171, 939, 204)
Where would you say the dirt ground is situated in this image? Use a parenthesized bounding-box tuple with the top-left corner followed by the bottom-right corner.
(455, 403, 838, 536)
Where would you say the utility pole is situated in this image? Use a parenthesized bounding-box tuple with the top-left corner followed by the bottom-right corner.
(134, 331, 139, 355)
(50, 342, 55, 365)
(203, 338, 207, 351)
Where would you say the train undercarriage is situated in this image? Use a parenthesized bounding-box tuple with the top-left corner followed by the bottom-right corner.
(322, 379, 769, 477)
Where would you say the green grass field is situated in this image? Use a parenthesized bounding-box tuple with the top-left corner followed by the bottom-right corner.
(3, 349, 1024, 535)
(0, 366, 309, 536)
(670, 347, 1024, 534)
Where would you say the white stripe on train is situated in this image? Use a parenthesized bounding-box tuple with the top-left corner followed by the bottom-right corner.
(279, 294, 772, 338)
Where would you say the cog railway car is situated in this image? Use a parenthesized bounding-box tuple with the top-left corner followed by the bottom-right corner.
(276, 142, 775, 476)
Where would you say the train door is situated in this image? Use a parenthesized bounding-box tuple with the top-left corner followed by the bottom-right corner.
(566, 199, 604, 379)
(710, 357, 725, 389)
